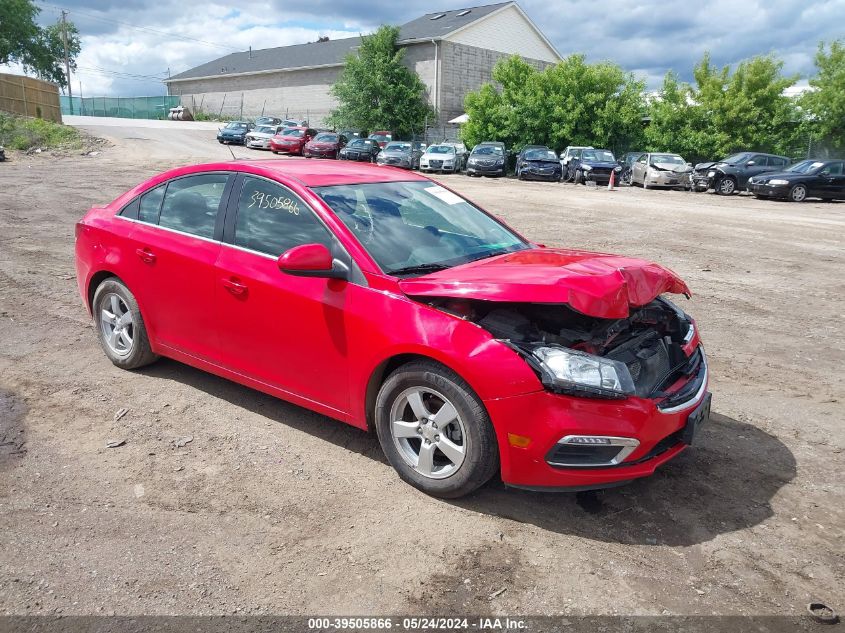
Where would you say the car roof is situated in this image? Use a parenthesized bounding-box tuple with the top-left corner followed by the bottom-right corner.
(169, 160, 429, 187)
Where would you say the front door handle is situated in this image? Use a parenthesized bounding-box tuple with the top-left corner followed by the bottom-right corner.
(135, 248, 156, 264)
(221, 277, 248, 295)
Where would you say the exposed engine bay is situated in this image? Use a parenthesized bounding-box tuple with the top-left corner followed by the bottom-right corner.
(430, 296, 699, 400)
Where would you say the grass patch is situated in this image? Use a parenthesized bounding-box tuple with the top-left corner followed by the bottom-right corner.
(0, 113, 83, 151)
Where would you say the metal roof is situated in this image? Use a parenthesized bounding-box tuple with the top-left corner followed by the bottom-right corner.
(167, 2, 513, 82)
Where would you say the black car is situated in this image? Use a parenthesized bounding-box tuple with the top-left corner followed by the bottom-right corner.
(338, 138, 381, 163)
(376, 141, 425, 170)
(747, 159, 845, 202)
(216, 121, 254, 145)
(515, 147, 562, 181)
(0, 145, 5, 162)
(617, 152, 644, 185)
(692, 152, 791, 194)
(569, 148, 620, 185)
(466, 142, 507, 177)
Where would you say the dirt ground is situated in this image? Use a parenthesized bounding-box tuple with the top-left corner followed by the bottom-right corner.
(0, 123, 843, 619)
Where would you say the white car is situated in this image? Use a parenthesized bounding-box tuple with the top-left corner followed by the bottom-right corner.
(245, 125, 286, 150)
(420, 144, 461, 173)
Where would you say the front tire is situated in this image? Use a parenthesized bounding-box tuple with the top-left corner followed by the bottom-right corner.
(375, 361, 499, 498)
(789, 183, 807, 202)
(92, 278, 158, 370)
(716, 176, 737, 195)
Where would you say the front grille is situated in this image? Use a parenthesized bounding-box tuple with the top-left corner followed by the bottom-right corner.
(429, 160, 443, 168)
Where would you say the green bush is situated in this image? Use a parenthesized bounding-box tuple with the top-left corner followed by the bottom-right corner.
(0, 113, 83, 151)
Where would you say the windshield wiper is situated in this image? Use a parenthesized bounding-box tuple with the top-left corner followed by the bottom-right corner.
(390, 263, 452, 277)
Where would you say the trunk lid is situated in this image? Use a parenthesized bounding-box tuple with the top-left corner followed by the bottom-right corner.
(398, 248, 690, 319)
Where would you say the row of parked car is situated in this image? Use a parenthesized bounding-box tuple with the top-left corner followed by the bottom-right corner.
(216, 120, 844, 202)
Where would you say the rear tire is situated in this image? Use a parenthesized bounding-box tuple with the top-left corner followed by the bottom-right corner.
(375, 361, 499, 498)
(92, 278, 158, 370)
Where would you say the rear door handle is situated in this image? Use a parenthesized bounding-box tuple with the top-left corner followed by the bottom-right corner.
(221, 277, 248, 295)
(135, 248, 156, 264)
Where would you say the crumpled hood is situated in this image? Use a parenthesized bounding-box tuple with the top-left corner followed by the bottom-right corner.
(652, 162, 691, 173)
(694, 161, 717, 171)
(399, 248, 690, 319)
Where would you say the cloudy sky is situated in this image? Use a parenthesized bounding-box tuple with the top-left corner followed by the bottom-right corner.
(11, 0, 844, 97)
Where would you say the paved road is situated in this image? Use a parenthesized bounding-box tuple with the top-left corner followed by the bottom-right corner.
(64, 115, 256, 161)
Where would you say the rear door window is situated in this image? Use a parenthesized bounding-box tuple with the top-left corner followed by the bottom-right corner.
(158, 174, 229, 239)
(233, 176, 334, 256)
(138, 185, 166, 223)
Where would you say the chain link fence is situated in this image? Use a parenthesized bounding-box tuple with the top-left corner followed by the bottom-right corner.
(60, 95, 181, 119)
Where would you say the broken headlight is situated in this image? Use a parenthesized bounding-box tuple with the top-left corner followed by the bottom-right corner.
(532, 346, 636, 399)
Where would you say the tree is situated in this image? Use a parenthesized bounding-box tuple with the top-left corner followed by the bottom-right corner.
(327, 25, 434, 138)
(461, 54, 646, 153)
(646, 53, 800, 161)
(800, 40, 845, 153)
(0, 0, 80, 88)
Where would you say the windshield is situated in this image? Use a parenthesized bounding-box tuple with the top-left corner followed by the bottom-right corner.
(428, 145, 455, 155)
(650, 154, 685, 166)
(255, 126, 275, 134)
(314, 181, 528, 275)
(786, 160, 824, 174)
(369, 134, 391, 142)
(349, 139, 372, 148)
(581, 149, 615, 162)
(284, 129, 304, 138)
(720, 152, 752, 164)
(525, 149, 557, 161)
(226, 122, 247, 130)
(385, 142, 411, 152)
(472, 146, 504, 156)
(314, 133, 338, 142)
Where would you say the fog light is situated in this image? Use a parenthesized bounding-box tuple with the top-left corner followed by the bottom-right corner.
(508, 433, 532, 448)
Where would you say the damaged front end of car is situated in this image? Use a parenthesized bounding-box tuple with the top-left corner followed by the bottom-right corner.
(429, 295, 703, 407)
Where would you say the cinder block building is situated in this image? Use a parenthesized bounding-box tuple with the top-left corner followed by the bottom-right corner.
(163, 2, 560, 128)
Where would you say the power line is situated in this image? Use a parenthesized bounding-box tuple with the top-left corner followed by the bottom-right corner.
(36, 1, 240, 52)
(76, 65, 169, 81)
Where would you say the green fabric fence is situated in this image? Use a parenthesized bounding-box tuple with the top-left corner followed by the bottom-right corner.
(60, 95, 181, 119)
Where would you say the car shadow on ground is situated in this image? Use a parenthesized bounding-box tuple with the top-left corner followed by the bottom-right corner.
(141, 360, 796, 547)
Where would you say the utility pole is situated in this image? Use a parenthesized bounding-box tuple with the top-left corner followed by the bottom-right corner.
(61, 11, 73, 115)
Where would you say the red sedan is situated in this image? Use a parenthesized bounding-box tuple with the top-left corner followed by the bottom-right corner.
(303, 132, 348, 159)
(269, 126, 317, 155)
(75, 160, 710, 498)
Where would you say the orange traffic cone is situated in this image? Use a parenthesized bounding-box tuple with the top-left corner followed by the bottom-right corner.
(608, 170, 615, 191)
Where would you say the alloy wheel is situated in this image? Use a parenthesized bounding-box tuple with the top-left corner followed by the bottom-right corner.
(389, 387, 467, 479)
(790, 184, 807, 202)
(99, 293, 134, 357)
(719, 177, 737, 195)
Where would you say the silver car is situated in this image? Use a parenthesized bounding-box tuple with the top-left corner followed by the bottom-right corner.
(245, 125, 286, 150)
(631, 153, 692, 189)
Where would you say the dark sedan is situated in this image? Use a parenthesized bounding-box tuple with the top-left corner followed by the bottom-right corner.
(516, 148, 562, 182)
(466, 142, 507, 177)
(748, 159, 845, 202)
(376, 141, 425, 170)
(338, 138, 381, 163)
(216, 121, 254, 145)
(570, 149, 621, 185)
(303, 132, 348, 159)
(692, 152, 792, 194)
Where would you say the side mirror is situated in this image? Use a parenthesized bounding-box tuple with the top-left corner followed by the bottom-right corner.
(746, 160, 755, 166)
(820, 169, 830, 176)
(277, 244, 348, 280)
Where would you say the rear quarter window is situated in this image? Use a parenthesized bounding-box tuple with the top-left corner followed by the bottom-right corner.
(138, 185, 166, 223)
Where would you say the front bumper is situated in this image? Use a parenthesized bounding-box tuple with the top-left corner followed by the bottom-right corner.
(466, 164, 506, 176)
(748, 183, 788, 197)
(246, 139, 271, 149)
(486, 350, 710, 489)
(304, 147, 337, 158)
(218, 135, 246, 144)
(421, 162, 458, 172)
(692, 175, 712, 190)
(271, 142, 303, 153)
(646, 173, 690, 187)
